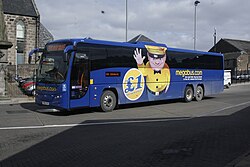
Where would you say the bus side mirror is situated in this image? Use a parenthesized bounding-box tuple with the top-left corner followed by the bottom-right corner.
(28, 48, 43, 64)
(28, 56, 32, 64)
(63, 53, 69, 62)
(35, 56, 41, 63)
(28, 49, 36, 64)
(64, 45, 74, 62)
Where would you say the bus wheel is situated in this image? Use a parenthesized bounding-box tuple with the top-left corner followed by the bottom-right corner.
(100, 90, 117, 112)
(184, 86, 193, 102)
(195, 86, 204, 101)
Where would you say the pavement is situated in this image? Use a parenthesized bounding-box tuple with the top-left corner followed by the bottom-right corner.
(0, 96, 35, 105)
(0, 82, 250, 167)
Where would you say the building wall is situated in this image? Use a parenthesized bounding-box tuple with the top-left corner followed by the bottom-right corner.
(6, 64, 37, 82)
(4, 14, 38, 65)
(237, 54, 249, 72)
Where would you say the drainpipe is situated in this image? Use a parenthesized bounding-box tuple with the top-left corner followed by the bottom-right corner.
(32, 0, 40, 64)
(35, 15, 40, 64)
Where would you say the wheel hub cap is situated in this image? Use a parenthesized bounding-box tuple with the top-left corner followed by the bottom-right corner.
(104, 95, 113, 108)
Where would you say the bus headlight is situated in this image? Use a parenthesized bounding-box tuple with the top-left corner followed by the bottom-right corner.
(55, 95, 62, 99)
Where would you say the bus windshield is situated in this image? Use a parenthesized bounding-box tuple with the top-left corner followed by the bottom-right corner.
(37, 51, 69, 83)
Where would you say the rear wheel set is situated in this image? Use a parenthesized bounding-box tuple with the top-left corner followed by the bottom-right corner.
(184, 85, 204, 102)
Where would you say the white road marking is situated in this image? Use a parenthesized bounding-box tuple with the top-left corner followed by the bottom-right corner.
(197, 101, 250, 117)
(1, 101, 250, 131)
(0, 117, 191, 130)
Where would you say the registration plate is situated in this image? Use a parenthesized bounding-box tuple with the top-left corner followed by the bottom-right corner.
(42, 101, 49, 105)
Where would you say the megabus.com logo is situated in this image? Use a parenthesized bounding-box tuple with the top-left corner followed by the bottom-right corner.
(37, 86, 57, 92)
(176, 70, 203, 81)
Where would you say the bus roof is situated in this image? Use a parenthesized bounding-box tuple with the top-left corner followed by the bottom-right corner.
(49, 38, 223, 57)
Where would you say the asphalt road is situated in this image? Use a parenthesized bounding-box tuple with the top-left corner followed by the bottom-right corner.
(0, 84, 250, 167)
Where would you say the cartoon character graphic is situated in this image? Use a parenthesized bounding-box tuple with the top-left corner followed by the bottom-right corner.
(133, 45, 170, 99)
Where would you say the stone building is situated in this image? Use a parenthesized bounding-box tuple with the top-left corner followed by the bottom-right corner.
(0, 0, 53, 97)
(209, 38, 250, 76)
(3, 0, 53, 65)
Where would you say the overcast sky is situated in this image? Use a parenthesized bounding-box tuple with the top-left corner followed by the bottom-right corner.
(35, 0, 250, 51)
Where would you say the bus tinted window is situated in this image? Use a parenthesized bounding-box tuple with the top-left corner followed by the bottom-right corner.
(77, 43, 137, 70)
(167, 51, 223, 70)
(106, 46, 137, 68)
(77, 43, 108, 70)
(89, 46, 107, 70)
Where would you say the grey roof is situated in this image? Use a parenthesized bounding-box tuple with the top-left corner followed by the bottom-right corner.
(209, 38, 250, 53)
(39, 23, 54, 48)
(223, 38, 250, 52)
(128, 34, 155, 43)
(3, 0, 38, 17)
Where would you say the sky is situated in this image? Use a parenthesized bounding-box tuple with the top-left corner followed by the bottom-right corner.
(35, 0, 250, 51)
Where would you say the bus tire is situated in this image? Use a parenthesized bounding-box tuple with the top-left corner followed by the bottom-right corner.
(100, 90, 116, 112)
(184, 86, 193, 102)
(195, 86, 204, 101)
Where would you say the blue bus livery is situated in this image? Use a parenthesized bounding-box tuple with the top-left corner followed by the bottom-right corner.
(29, 38, 224, 112)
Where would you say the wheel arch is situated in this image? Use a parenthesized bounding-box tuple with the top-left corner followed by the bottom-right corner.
(186, 84, 194, 92)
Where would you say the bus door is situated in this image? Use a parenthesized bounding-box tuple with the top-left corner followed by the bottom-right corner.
(70, 52, 90, 108)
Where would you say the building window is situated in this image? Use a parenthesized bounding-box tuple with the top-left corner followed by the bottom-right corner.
(16, 21, 25, 64)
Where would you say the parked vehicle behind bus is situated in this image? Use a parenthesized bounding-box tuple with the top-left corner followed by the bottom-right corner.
(224, 70, 231, 88)
(29, 38, 224, 112)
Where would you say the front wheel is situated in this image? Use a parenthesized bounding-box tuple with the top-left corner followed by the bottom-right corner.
(184, 86, 193, 102)
(195, 86, 204, 101)
(100, 90, 117, 112)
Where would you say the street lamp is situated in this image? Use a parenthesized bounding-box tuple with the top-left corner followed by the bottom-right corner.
(194, 0, 200, 50)
(125, 0, 128, 42)
(15, 45, 18, 79)
(213, 28, 217, 52)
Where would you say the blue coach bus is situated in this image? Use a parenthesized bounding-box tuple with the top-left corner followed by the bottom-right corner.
(29, 38, 224, 112)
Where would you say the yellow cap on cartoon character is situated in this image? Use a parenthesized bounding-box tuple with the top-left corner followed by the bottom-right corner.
(145, 45, 167, 58)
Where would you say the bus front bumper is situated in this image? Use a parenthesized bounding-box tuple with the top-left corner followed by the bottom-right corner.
(35, 93, 68, 110)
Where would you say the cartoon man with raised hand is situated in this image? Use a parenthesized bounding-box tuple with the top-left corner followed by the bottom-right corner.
(133, 45, 170, 99)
